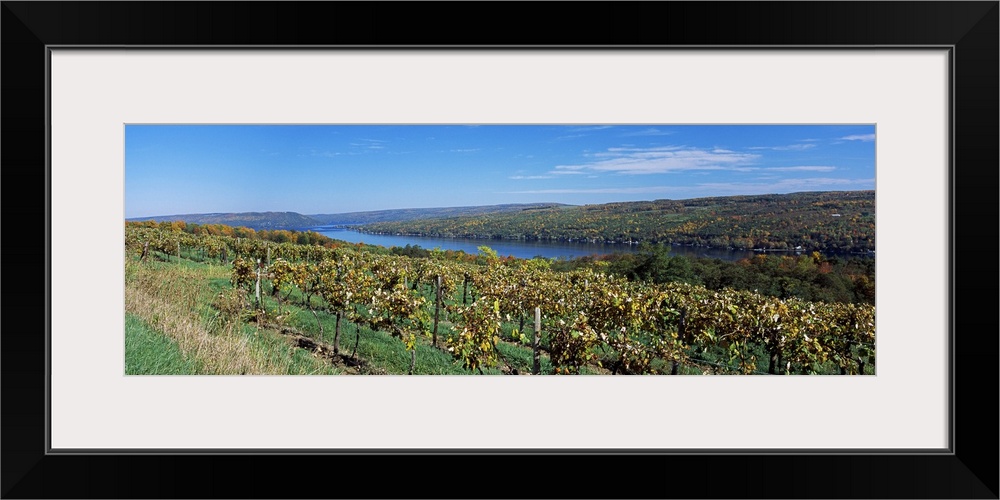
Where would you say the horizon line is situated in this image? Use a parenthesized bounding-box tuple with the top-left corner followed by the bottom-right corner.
(125, 189, 875, 220)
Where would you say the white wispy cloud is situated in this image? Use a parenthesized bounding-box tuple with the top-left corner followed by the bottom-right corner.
(569, 125, 614, 132)
(450, 148, 480, 153)
(620, 128, 674, 137)
(840, 134, 876, 142)
(509, 175, 554, 180)
(749, 143, 817, 151)
(305, 149, 359, 158)
(548, 146, 759, 175)
(351, 139, 388, 150)
(695, 177, 874, 194)
(765, 166, 836, 172)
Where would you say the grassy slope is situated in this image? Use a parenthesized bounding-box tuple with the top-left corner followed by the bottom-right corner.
(125, 253, 344, 375)
(125, 250, 571, 375)
(125, 313, 203, 374)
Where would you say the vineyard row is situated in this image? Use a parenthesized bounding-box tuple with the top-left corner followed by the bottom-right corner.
(126, 226, 875, 375)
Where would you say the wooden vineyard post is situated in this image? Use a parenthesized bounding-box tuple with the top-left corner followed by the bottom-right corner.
(532, 307, 541, 375)
(266, 244, 271, 267)
(433, 275, 442, 347)
(255, 259, 262, 308)
(140, 241, 149, 261)
(176, 241, 181, 262)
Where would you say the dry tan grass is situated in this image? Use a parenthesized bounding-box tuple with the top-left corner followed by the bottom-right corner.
(125, 260, 296, 374)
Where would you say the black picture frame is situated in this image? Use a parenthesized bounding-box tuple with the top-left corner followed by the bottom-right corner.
(3, 2, 997, 498)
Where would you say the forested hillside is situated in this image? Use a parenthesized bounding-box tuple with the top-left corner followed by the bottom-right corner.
(358, 191, 875, 253)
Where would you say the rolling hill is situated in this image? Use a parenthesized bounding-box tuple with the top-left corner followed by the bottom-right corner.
(127, 203, 569, 231)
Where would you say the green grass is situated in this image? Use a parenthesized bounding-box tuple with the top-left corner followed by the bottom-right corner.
(128, 254, 348, 375)
(263, 295, 490, 375)
(494, 341, 555, 374)
(242, 322, 346, 375)
(125, 313, 203, 374)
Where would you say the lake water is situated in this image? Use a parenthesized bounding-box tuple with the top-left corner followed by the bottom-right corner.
(313, 227, 768, 261)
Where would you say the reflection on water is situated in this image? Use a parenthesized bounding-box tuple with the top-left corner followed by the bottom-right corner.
(314, 227, 768, 262)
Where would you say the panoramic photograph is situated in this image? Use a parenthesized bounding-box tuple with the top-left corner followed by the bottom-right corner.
(125, 124, 875, 375)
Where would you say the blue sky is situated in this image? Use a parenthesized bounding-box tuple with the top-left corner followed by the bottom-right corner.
(125, 124, 875, 218)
